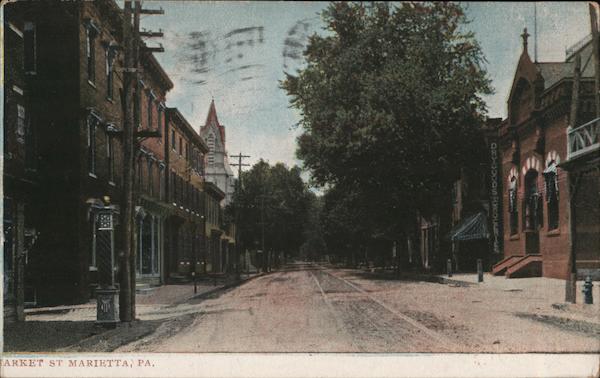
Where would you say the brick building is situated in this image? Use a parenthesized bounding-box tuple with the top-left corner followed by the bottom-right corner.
(3, 6, 40, 321)
(2, 1, 235, 309)
(203, 182, 226, 273)
(134, 52, 173, 286)
(164, 107, 208, 280)
(3, 0, 130, 305)
(493, 30, 598, 279)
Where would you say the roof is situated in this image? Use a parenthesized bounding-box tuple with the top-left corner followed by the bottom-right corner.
(204, 181, 225, 200)
(446, 212, 489, 242)
(166, 107, 209, 153)
(143, 52, 174, 92)
(201, 100, 226, 145)
(536, 36, 595, 90)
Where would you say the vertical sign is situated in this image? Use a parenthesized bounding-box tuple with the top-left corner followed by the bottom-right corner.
(489, 139, 503, 254)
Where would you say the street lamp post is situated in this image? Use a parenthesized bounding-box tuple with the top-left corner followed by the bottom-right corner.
(94, 196, 119, 328)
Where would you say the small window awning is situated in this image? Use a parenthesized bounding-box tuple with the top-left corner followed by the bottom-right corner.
(446, 212, 489, 242)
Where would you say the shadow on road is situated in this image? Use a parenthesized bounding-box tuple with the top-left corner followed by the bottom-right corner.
(3, 321, 108, 352)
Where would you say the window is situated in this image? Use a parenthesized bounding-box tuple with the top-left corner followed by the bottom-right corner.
(24, 22, 36, 73)
(17, 105, 26, 143)
(158, 106, 163, 138)
(137, 156, 143, 188)
(172, 172, 177, 204)
(88, 114, 100, 176)
(170, 171, 176, 203)
(147, 93, 154, 129)
(179, 137, 183, 156)
(159, 165, 165, 201)
(524, 170, 542, 231)
(508, 176, 518, 235)
(107, 133, 114, 183)
(106, 46, 116, 99)
(148, 160, 155, 196)
(86, 24, 97, 82)
(171, 130, 176, 151)
(544, 161, 559, 230)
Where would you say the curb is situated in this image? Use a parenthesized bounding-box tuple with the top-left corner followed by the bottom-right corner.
(185, 272, 267, 302)
(349, 267, 477, 287)
(398, 273, 476, 287)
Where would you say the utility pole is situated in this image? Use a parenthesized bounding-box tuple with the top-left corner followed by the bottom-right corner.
(230, 153, 250, 279)
(120, 0, 164, 323)
(590, 3, 600, 118)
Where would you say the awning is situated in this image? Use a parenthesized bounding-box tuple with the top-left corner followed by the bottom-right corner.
(446, 212, 489, 242)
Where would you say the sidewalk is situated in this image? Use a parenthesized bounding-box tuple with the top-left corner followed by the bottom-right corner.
(4, 272, 263, 352)
(354, 267, 600, 322)
(434, 272, 600, 318)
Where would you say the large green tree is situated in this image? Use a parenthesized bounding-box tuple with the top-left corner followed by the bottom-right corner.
(282, 1, 491, 241)
(230, 160, 313, 266)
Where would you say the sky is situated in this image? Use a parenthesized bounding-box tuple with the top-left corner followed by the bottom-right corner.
(139, 1, 590, 175)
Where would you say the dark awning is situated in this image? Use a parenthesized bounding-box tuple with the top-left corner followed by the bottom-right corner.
(446, 212, 489, 242)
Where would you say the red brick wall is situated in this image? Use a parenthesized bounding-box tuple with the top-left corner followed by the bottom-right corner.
(500, 111, 572, 279)
(538, 115, 571, 279)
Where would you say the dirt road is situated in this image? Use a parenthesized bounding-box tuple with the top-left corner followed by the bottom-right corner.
(116, 263, 600, 353)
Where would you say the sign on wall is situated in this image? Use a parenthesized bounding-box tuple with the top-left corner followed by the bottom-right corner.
(489, 139, 503, 254)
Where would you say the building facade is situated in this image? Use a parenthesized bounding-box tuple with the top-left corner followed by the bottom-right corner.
(494, 30, 598, 279)
(3, 1, 241, 311)
(4, 0, 129, 305)
(134, 53, 173, 286)
(3, 6, 40, 321)
(164, 107, 208, 280)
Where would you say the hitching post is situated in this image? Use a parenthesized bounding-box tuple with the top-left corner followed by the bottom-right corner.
(447, 258, 452, 277)
(95, 197, 119, 328)
(477, 259, 484, 283)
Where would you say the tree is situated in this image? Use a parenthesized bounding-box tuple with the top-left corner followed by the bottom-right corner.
(282, 2, 491, 250)
(229, 160, 313, 268)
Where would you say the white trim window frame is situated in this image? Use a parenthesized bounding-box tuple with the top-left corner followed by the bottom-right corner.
(23, 21, 36, 74)
(87, 112, 101, 177)
(106, 129, 115, 184)
(84, 20, 100, 84)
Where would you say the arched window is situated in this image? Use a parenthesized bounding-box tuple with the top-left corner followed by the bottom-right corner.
(523, 170, 542, 231)
(147, 159, 154, 196)
(508, 174, 518, 235)
(543, 154, 560, 230)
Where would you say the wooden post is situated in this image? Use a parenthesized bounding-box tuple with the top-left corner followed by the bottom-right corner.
(590, 3, 600, 118)
(15, 203, 25, 321)
(119, 0, 135, 323)
(565, 54, 582, 304)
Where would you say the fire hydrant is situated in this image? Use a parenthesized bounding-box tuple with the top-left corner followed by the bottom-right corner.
(583, 276, 593, 305)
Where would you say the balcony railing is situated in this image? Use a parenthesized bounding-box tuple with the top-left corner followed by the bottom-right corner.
(567, 117, 600, 161)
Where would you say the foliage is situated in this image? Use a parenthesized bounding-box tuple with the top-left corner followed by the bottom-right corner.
(229, 160, 314, 257)
(282, 1, 492, 245)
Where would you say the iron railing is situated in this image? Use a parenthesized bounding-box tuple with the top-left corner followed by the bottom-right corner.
(567, 117, 600, 161)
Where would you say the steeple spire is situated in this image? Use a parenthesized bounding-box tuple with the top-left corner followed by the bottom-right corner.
(521, 27, 530, 53)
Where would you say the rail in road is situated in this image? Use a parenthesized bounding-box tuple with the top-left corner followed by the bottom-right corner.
(309, 263, 459, 351)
